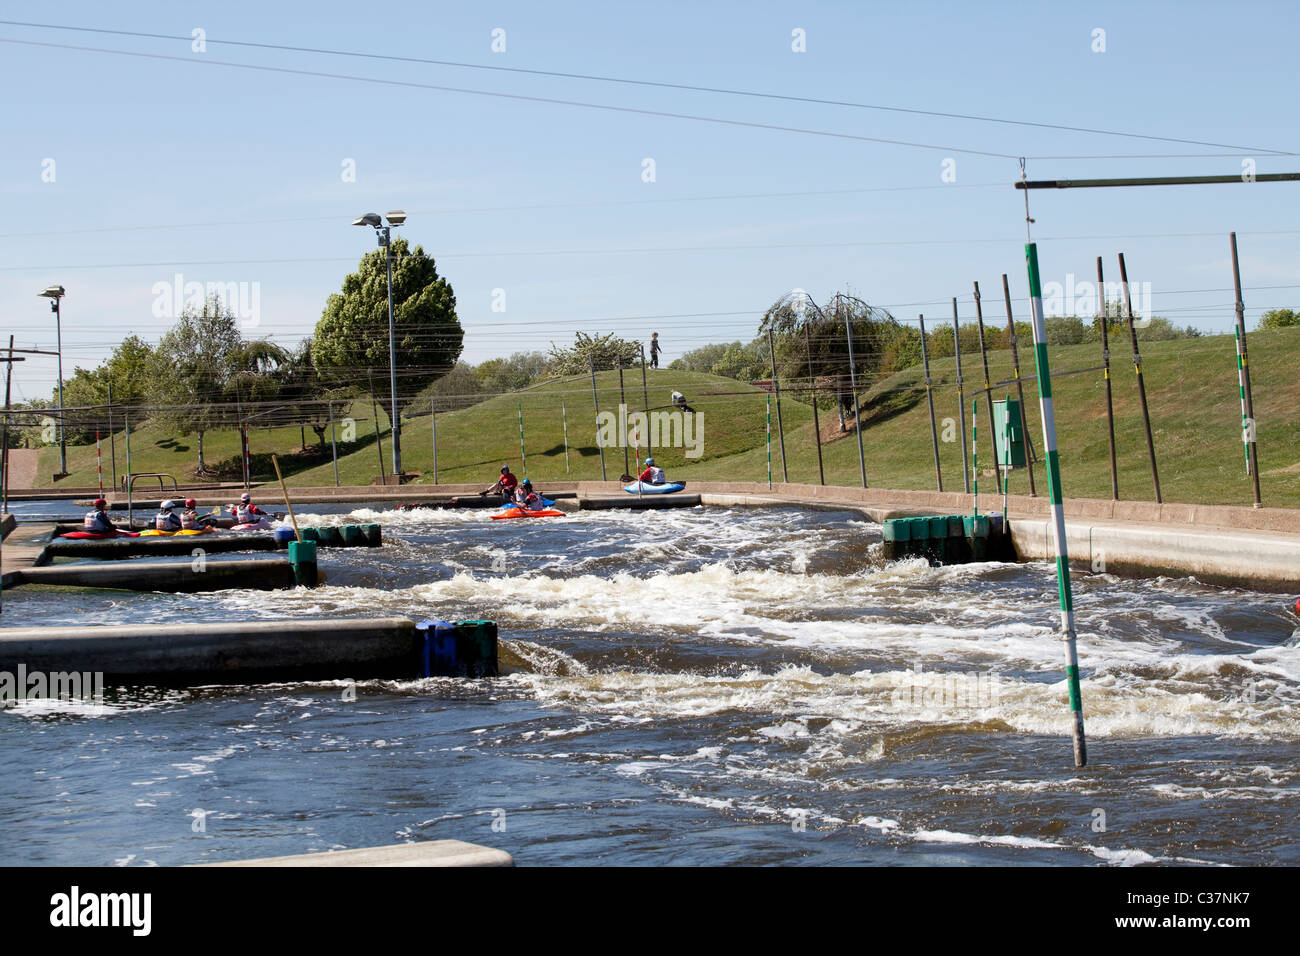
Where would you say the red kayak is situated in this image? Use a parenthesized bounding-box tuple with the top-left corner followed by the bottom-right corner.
(60, 529, 140, 539)
(491, 508, 565, 520)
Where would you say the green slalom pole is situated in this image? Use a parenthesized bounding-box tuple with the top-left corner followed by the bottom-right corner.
(1026, 242, 1087, 768)
(972, 398, 979, 516)
(766, 393, 773, 489)
(561, 403, 571, 474)
(1234, 327, 1251, 476)
(517, 403, 527, 477)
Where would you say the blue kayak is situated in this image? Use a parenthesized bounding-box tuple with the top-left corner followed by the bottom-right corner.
(499, 496, 555, 509)
(623, 481, 686, 495)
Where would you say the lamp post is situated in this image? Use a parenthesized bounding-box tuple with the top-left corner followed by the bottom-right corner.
(38, 285, 68, 477)
(352, 210, 407, 480)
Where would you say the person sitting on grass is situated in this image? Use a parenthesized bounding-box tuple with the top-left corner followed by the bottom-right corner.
(671, 390, 696, 414)
(481, 465, 518, 504)
(84, 498, 116, 534)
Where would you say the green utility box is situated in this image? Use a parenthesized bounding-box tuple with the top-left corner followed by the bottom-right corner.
(992, 397, 1027, 468)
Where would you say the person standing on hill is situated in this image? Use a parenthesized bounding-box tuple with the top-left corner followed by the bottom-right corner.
(649, 332, 661, 369)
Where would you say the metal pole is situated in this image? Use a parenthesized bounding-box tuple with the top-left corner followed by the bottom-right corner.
(953, 297, 969, 494)
(2, 336, 13, 515)
(1097, 257, 1119, 500)
(1230, 232, 1263, 507)
(639, 345, 650, 423)
(803, 321, 824, 485)
(919, 314, 942, 492)
(973, 282, 998, 466)
(842, 299, 868, 488)
(431, 400, 439, 484)
(97, 431, 103, 497)
(561, 403, 570, 474)
(1233, 326, 1250, 476)
(384, 232, 402, 478)
(124, 411, 133, 526)
(1001, 274, 1036, 497)
(617, 358, 629, 478)
(590, 358, 606, 481)
(329, 400, 339, 487)
(1118, 253, 1161, 503)
(767, 329, 788, 484)
(54, 297, 67, 476)
(1026, 242, 1087, 768)
(972, 399, 979, 515)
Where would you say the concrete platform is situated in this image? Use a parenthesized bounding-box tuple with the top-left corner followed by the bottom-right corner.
(10, 557, 297, 593)
(580, 494, 702, 510)
(197, 840, 512, 867)
(0, 616, 420, 685)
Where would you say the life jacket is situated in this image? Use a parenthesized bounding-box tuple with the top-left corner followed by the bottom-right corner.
(84, 510, 112, 532)
(501, 473, 518, 492)
(641, 466, 666, 484)
(180, 510, 199, 530)
(155, 511, 180, 531)
(235, 504, 257, 524)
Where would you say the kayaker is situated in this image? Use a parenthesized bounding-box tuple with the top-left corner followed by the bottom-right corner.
(481, 465, 518, 503)
(231, 492, 270, 525)
(638, 457, 667, 485)
(180, 498, 218, 529)
(83, 498, 116, 534)
(513, 478, 544, 510)
(154, 499, 183, 532)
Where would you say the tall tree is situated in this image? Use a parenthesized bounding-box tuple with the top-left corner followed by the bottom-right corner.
(312, 237, 463, 426)
(150, 295, 243, 474)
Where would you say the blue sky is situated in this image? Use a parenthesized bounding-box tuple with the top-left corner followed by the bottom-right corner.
(2, 0, 1297, 401)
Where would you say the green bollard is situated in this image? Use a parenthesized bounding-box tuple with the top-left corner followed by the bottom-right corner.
(288, 540, 318, 587)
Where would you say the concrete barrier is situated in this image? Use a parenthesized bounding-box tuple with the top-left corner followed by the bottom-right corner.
(0, 616, 421, 685)
(580, 494, 702, 510)
(11, 557, 297, 593)
(197, 840, 512, 867)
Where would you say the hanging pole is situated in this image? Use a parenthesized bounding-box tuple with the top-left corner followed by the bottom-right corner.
(1026, 241, 1087, 769)
(1002, 397, 1011, 536)
(803, 321, 824, 485)
(1233, 326, 1251, 477)
(124, 411, 133, 527)
(842, 299, 868, 488)
(767, 329, 789, 484)
(919, 314, 943, 493)
(106, 379, 117, 493)
(2, 336, 13, 514)
(766, 392, 773, 489)
(1118, 253, 1161, 503)
(1097, 257, 1119, 500)
(589, 358, 606, 481)
(639, 345, 651, 471)
(1001, 274, 1037, 497)
(328, 400, 339, 488)
(1017, 172, 1300, 190)
(368, 370, 387, 486)
(561, 402, 571, 474)
(1230, 232, 1263, 509)
(971, 399, 979, 516)
(517, 403, 527, 477)
(96, 431, 103, 497)
(973, 282, 998, 467)
(953, 297, 970, 494)
(617, 358, 629, 478)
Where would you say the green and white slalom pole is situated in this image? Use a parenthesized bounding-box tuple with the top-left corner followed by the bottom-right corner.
(766, 393, 773, 489)
(1233, 326, 1251, 476)
(1025, 242, 1087, 768)
(517, 403, 527, 477)
(971, 398, 979, 516)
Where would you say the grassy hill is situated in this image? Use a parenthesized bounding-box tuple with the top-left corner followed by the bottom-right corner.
(29, 327, 1300, 509)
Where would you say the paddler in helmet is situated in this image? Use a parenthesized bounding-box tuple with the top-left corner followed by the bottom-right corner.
(481, 465, 518, 504)
(230, 492, 270, 525)
(83, 498, 116, 534)
(637, 457, 667, 486)
(154, 499, 183, 532)
(180, 497, 218, 530)
(513, 478, 544, 510)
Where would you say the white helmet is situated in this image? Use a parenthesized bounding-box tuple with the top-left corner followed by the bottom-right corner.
(161, 499, 177, 510)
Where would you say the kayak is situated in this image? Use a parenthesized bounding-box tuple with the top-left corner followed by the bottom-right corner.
(623, 481, 686, 494)
(498, 496, 555, 510)
(139, 527, 216, 537)
(60, 529, 140, 539)
(230, 518, 276, 532)
(491, 507, 565, 520)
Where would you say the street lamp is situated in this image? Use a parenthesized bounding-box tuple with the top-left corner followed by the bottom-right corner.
(352, 210, 406, 479)
(38, 284, 68, 478)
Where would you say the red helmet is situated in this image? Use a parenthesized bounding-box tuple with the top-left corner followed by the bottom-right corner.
(93, 498, 107, 509)
(184, 498, 197, 508)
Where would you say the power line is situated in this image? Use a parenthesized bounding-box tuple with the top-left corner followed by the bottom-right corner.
(1, 19, 1291, 156)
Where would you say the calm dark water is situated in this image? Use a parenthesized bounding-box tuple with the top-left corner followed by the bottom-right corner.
(1, 503, 1297, 866)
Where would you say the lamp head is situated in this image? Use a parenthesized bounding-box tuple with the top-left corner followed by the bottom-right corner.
(39, 285, 65, 299)
(385, 210, 406, 226)
(352, 213, 382, 228)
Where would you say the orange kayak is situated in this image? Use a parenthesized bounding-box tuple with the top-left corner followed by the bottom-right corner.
(491, 508, 565, 520)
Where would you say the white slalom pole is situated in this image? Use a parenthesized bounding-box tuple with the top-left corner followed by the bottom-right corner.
(1026, 242, 1087, 768)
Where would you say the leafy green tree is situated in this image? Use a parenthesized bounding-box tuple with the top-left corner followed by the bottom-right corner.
(150, 295, 243, 474)
(313, 236, 463, 425)
(476, 351, 549, 394)
(671, 342, 735, 373)
(545, 331, 642, 375)
(1259, 308, 1300, 330)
